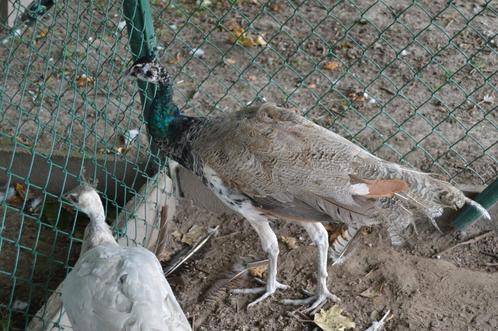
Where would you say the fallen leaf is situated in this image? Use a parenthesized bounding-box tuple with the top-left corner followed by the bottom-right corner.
(115, 146, 129, 155)
(14, 183, 26, 197)
(224, 57, 236, 65)
(171, 230, 183, 241)
(338, 41, 353, 49)
(323, 61, 340, 71)
(166, 52, 182, 64)
(348, 91, 366, 103)
(280, 236, 298, 249)
(181, 224, 206, 245)
(76, 74, 95, 88)
(308, 83, 317, 89)
(359, 282, 384, 298)
(36, 30, 47, 40)
(314, 305, 355, 331)
(228, 26, 266, 48)
(324, 224, 347, 243)
(249, 264, 267, 278)
(270, 2, 283, 12)
(254, 35, 267, 46)
(247, 74, 257, 81)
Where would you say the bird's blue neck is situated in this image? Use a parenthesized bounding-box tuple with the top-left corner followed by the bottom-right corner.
(145, 82, 181, 138)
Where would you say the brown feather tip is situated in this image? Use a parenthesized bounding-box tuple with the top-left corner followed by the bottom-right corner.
(350, 176, 409, 198)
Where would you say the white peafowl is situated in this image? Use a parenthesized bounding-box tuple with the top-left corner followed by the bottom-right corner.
(62, 182, 192, 331)
(126, 56, 491, 312)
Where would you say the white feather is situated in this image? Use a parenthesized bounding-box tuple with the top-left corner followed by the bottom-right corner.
(63, 245, 191, 331)
(350, 183, 370, 195)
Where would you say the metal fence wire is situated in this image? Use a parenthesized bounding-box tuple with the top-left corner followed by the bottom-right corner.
(0, 0, 497, 329)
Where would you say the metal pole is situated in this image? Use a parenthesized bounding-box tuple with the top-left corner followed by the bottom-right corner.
(122, 0, 157, 110)
(453, 179, 497, 230)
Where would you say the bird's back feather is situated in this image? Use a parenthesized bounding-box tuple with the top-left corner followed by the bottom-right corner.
(63, 244, 191, 331)
(192, 103, 488, 243)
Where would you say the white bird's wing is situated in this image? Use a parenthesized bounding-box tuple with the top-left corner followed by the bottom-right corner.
(62, 244, 191, 331)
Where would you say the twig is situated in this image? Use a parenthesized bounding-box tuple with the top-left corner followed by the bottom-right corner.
(433, 231, 493, 258)
(485, 262, 498, 267)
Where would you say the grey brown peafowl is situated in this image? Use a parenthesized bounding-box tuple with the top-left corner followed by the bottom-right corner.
(126, 56, 491, 312)
(62, 183, 192, 331)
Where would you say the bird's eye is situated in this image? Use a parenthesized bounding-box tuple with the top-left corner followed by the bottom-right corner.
(68, 194, 78, 203)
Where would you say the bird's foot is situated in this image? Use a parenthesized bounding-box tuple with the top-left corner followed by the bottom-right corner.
(232, 278, 289, 307)
(281, 288, 340, 314)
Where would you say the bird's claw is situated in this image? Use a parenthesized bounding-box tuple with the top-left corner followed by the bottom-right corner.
(281, 289, 340, 314)
(232, 279, 289, 307)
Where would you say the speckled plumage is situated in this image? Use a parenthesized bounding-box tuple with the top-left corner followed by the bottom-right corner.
(128, 58, 490, 310)
(190, 103, 476, 240)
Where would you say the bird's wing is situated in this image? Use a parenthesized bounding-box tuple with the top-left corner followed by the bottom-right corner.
(194, 103, 406, 224)
(62, 245, 191, 331)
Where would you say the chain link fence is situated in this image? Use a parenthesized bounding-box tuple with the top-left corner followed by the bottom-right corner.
(0, 0, 496, 329)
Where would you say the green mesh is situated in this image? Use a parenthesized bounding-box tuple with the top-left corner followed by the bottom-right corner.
(0, 0, 496, 329)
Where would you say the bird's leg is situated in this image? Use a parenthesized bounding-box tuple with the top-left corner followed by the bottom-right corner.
(232, 218, 288, 307)
(282, 222, 339, 313)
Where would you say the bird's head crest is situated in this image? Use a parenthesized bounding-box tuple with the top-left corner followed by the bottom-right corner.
(125, 56, 170, 85)
(64, 169, 102, 217)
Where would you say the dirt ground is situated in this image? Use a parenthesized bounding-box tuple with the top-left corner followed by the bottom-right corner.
(166, 199, 498, 331)
(0, 0, 497, 330)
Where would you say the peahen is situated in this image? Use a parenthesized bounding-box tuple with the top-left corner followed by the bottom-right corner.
(62, 183, 192, 331)
(126, 56, 491, 312)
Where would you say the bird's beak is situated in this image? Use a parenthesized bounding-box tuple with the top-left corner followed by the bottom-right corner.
(62, 193, 71, 202)
(63, 192, 77, 204)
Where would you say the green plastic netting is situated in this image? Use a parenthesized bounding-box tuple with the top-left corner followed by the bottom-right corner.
(0, 0, 496, 329)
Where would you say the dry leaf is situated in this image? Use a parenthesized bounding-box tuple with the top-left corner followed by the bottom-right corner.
(166, 53, 182, 64)
(270, 2, 283, 12)
(348, 91, 366, 103)
(181, 224, 206, 245)
(224, 57, 236, 65)
(314, 305, 355, 331)
(249, 264, 267, 278)
(76, 74, 95, 88)
(171, 230, 183, 241)
(359, 282, 384, 298)
(323, 61, 340, 71)
(254, 35, 267, 46)
(247, 74, 257, 81)
(36, 30, 47, 40)
(228, 26, 266, 48)
(338, 41, 353, 49)
(280, 236, 298, 249)
(324, 224, 347, 243)
(308, 83, 317, 89)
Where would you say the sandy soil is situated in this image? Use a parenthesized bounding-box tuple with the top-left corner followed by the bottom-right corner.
(165, 199, 498, 331)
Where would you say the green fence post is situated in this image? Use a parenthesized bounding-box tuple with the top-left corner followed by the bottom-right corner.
(453, 179, 498, 230)
(122, 0, 157, 110)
